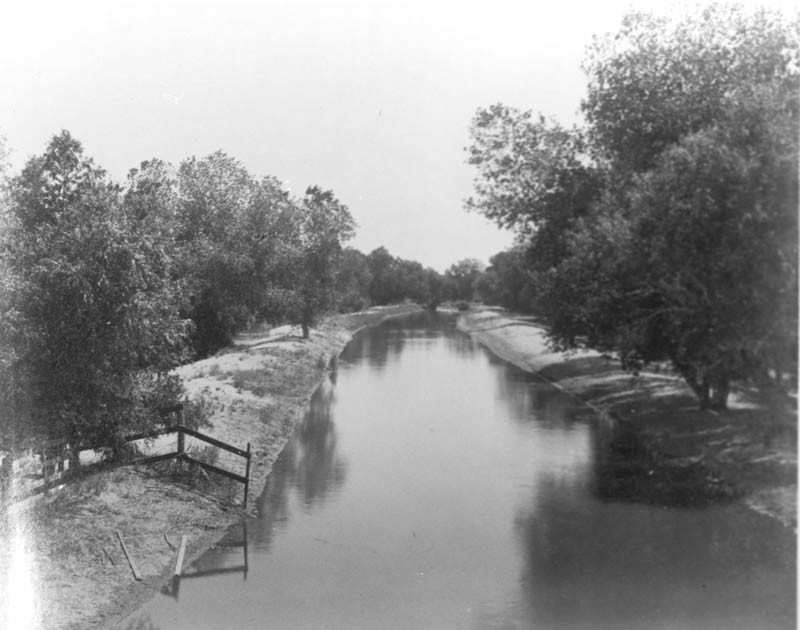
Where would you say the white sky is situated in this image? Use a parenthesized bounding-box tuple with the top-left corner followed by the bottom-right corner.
(0, 0, 791, 270)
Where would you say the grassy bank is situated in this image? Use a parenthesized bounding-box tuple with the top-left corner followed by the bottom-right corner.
(0, 304, 421, 630)
(458, 308, 797, 529)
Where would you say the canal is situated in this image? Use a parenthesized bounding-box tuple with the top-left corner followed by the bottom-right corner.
(121, 312, 795, 629)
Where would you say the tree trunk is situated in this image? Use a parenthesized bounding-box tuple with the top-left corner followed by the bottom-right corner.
(709, 375, 730, 412)
(674, 362, 710, 410)
(301, 322, 310, 339)
(68, 447, 81, 476)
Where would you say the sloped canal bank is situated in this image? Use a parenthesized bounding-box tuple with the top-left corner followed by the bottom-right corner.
(458, 309, 797, 529)
(119, 311, 795, 630)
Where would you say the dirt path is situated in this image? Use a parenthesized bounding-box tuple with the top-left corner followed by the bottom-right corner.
(458, 308, 797, 529)
(0, 305, 421, 630)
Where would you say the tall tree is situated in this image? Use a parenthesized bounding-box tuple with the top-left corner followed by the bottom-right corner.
(279, 187, 356, 338)
(2, 132, 188, 450)
(336, 247, 372, 312)
(444, 258, 485, 302)
(174, 152, 291, 356)
(476, 247, 536, 312)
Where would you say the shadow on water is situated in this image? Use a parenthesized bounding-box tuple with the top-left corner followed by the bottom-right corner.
(511, 469, 796, 630)
(481, 343, 739, 509)
(591, 417, 740, 508)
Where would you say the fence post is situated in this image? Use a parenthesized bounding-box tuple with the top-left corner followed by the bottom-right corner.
(56, 444, 65, 475)
(176, 426, 185, 474)
(41, 449, 49, 496)
(242, 520, 249, 580)
(1, 454, 12, 505)
(69, 447, 80, 476)
(243, 443, 251, 510)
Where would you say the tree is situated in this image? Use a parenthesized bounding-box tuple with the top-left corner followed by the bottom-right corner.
(173, 153, 299, 356)
(572, 5, 799, 409)
(466, 105, 602, 275)
(366, 247, 401, 305)
(444, 258, 485, 301)
(621, 88, 798, 408)
(11, 130, 109, 231)
(361, 246, 446, 308)
(466, 5, 799, 410)
(336, 247, 372, 312)
(0, 134, 20, 441)
(582, 5, 800, 172)
(280, 186, 356, 338)
(174, 152, 260, 356)
(422, 268, 448, 310)
(477, 247, 537, 312)
(394, 259, 430, 304)
(2, 132, 188, 451)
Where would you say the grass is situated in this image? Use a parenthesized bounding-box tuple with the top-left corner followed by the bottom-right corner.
(231, 369, 270, 397)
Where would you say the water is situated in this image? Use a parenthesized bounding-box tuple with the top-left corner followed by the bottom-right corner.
(122, 312, 795, 630)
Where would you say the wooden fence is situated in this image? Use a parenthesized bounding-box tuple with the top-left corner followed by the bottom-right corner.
(0, 414, 252, 509)
(132, 424, 252, 508)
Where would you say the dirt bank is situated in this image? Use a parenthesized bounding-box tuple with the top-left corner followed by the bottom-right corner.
(458, 308, 797, 529)
(0, 304, 421, 630)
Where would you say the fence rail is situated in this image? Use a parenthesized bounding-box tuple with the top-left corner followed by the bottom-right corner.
(1, 414, 253, 509)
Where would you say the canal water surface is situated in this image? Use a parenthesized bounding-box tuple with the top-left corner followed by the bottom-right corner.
(122, 312, 795, 630)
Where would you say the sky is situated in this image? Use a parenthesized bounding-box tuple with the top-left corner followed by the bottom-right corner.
(0, 0, 791, 270)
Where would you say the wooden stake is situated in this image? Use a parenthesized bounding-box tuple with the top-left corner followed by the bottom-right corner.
(116, 531, 142, 581)
(41, 449, 48, 496)
(243, 442, 251, 509)
(174, 535, 188, 577)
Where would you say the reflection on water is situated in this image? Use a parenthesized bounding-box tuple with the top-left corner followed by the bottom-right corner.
(249, 375, 347, 553)
(121, 312, 795, 630)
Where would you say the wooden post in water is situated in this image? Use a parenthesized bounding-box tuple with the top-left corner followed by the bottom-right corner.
(242, 520, 249, 580)
(174, 535, 188, 577)
(243, 442, 251, 509)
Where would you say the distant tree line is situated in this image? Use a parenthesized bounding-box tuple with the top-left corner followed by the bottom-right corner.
(467, 5, 798, 411)
(337, 247, 485, 310)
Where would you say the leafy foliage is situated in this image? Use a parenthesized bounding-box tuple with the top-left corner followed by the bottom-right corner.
(360, 246, 447, 308)
(467, 5, 799, 410)
(1, 132, 188, 450)
(475, 247, 536, 312)
(0, 133, 373, 450)
(444, 258, 485, 302)
(274, 186, 356, 338)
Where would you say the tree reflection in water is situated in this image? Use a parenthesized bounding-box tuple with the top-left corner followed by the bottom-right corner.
(591, 416, 739, 508)
(511, 471, 796, 630)
(343, 311, 460, 370)
(250, 373, 347, 550)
